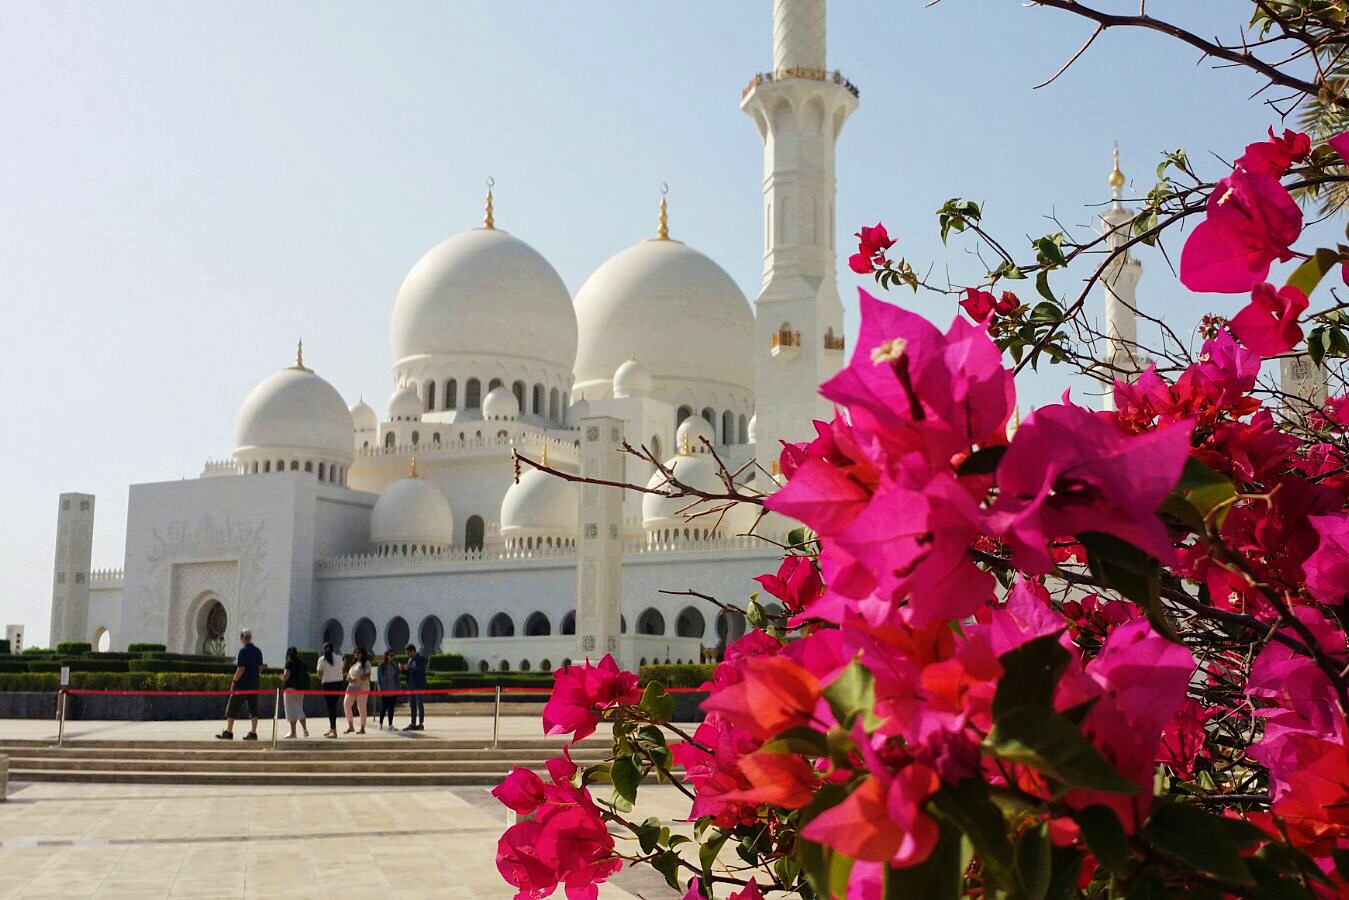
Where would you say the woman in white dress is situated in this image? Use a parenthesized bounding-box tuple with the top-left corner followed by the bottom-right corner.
(343, 646, 372, 735)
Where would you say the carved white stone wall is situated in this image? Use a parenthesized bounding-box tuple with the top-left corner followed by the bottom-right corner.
(168, 561, 241, 654)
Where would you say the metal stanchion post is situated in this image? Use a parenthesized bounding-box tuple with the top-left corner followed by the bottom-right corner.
(56, 689, 66, 748)
(271, 688, 281, 749)
(492, 685, 502, 749)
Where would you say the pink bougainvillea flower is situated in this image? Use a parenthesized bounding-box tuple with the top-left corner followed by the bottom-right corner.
(1329, 131, 1349, 166)
(1269, 734, 1349, 856)
(990, 404, 1194, 574)
(996, 290, 1019, 314)
(1156, 699, 1215, 779)
(720, 750, 817, 809)
(753, 554, 824, 614)
(1303, 513, 1349, 605)
(670, 721, 763, 827)
(1236, 127, 1311, 177)
(802, 763, 942, 867)
(541, 654, 641, 742)
(493, 767, 548, 816)
(849, 223, 896, 274)
(701, 655, 822, 740)
(959, 287, 996, 322)
(1229, 281, 1308, 358)
(1180, 168, 1302, 293)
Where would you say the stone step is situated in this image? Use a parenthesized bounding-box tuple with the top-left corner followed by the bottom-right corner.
(0, 737, 605, 752)
(8, 768, 541, 786)
(4, 748, 609, 763)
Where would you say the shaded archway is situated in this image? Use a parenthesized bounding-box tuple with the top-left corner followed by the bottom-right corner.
(636, 608, 665, 636)
(465, 515, 485, 552)
(353, 617, 376, 651)
(385, 616, 410, 652)
(489, 613, 515, 637)
(560, 611, 576, 635)
(196, 597, 228, 655)
(321, 618, 344, 651)
(452, 614, 479, 639)
(524, 612, 551, 636)
(419, 616, 444, 654)
(675, 606, 705, 639)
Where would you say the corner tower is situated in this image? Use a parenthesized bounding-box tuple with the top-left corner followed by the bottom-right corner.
(50, 492, 95, 646)
(742, 0, 858, 479)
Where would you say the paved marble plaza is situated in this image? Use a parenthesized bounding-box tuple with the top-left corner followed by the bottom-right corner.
(0, 779, 691, 899)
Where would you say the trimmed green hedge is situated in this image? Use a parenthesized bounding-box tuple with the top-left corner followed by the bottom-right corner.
(0, 660, 28, 673)
(639, 664, 714, 688)
(128, 659, 236, 674)
(22, 647, 54, 656)
(428, 653, 468, 672)
(0, 672, 286, 693)
(0, 639, 9, 654)
(127, 643, 167, 653)
(138, 651, 229, 663)
(81, 651, 139, 661)
(56, 642, 93, 655)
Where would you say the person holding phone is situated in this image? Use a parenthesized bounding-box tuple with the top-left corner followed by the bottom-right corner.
(343, 646, 372, 734)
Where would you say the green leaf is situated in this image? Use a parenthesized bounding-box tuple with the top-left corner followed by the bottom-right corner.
(1036, 270, 1055, 304)
(928, 779, 1015, 892)
(1030, 301, 1063, 325)
(1286, 247, 1342, 299)
(610, 754, 641, 806)
(828, 852, 855, 899)
(986, 706, 1139, 794)
(955, 444, 1007, 476)
(698, 829, 728, 884)
(635, 817, 662, 854)
(1073, 805, 1131, 877)
(1015, 823, 1052, 900)
(1173, 457, 1236, 526)
(763, 725, 830, 757)
(650, 850, 683, 890)
(881, 822, 971, 900)
(1046, 846, 1085, 900)
(1309, 326, 1328, 367)
(1143, 801, 1254, 888)
(639, 682, 676, 724)
(823, 659, 877, 730)
(992, 631, 1070, 719)
(1079, 531, 1175, 642)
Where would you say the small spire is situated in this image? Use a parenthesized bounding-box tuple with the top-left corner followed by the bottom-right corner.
(656, 182, 669, 240)
(541, 444, 549, 467)
(291, 339, 307, 370)
(484, 176, 495, 229)
(681, 431, 692, 455)
(1109, 142, 1125, 199)
(410, 456, 418, 478)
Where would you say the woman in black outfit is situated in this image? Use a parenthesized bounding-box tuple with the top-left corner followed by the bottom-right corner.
(316, 641, 345, 738)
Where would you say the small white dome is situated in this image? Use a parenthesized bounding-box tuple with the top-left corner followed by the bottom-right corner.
(234, 365, 354, 460)
(482, 386, 520, 421)
(642, 452, 725, 528)
(350, 399, 378, 433)
(391, 227, 577, 371)
(500, 468, 579, 536)
(387, 384, 422, 422)
(747, 414, 757, 444)
(612, 356, 653, 399)
(573, 239, 754, 398)
(676, 416, 716, 453)
(370, 476, 454, 548)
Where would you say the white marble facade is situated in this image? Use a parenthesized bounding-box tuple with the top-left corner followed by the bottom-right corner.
(62, 0, 859, 670)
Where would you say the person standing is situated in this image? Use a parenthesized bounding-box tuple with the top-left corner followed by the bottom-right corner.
(376, 650, 400, 729)
(402, 643, 427, 731)
(281, 646, 310, 739)
(216, 629, 263, 741)
(343, 646, 372, 734)
(316, 642, 345, 739)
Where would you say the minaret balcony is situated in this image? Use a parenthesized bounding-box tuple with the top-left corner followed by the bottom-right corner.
(742, 67, 859, 101)
(771, 329, 802, 360)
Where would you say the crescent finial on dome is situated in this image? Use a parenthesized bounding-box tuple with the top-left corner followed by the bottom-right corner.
(291, 339, 308, 371)
(410, 455, 418, 478)
(484, 176, 496, 229)
(542, 443, 549, 467)
(657, 182, 669, 240)
(1109, 143, 1125, 197)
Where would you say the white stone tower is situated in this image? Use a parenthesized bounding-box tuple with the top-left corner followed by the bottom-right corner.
(50, 493, 95, 646)
(742, 0, 857, 479)
(1099, 147, 1145, 411)
(575, 417, 625, 665)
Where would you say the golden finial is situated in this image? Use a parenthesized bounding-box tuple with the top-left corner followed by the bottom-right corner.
(681, 430, 692, 455)
(1109, 143, 1125, 192)
(290, 339, 307, 370)
(541, 444, 549, 467)
(656, 183, 669, 240)
(410, 456, 418, 478)
(484, 176, 495, 229)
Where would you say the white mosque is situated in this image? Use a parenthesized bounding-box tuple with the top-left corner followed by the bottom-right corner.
(48, 0, 865, 671)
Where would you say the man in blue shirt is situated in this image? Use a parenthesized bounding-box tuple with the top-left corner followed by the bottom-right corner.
(402, 644, 427, 731)
(217, 629, 263, 740)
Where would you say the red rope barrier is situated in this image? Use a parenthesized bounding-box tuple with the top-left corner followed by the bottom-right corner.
(61, 685, 708, 697)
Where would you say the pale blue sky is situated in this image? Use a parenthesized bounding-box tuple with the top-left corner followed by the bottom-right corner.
(0, 2, 1279, 645)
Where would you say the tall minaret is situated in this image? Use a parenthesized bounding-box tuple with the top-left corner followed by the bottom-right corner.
(742, 0, 857, 480)
(50, 493, 95, 646)
(1099, 147, 1144, 411)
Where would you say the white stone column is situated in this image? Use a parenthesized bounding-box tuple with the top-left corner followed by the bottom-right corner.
(575, 417, 625, 667)
(1281, 355, 1329, 414)
(50, 493, 95, 646)
(744, 0, 857, 482)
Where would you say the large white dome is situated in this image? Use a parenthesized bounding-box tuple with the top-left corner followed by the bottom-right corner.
(370, 475, 454, 549)
(391, 227, 577, 370)
(234, 365, 354, 460)
(350, 399, 378, 433)
(482, 386, 520, 421)
(573, 239, 754, 398)
(500, 468, 578, 537)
